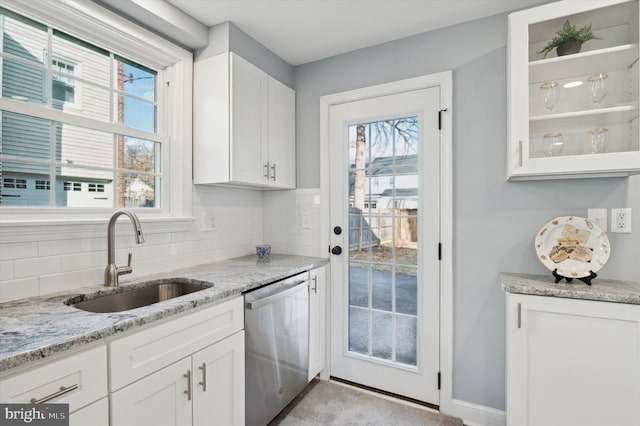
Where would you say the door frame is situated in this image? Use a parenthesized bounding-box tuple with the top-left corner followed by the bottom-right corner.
(319, 71, 453, 411)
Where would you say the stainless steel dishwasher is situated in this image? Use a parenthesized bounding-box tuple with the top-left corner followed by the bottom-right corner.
(244, 271, 310, 426)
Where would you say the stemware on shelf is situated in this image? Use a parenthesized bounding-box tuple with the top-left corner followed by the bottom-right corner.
(587, 73, 608, 107)
(543, 132, 564, 157)
(587, 127, 608, 154)
(539, 81, 560, 111)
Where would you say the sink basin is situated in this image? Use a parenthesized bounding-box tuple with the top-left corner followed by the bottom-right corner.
(69, 280, 212, 313)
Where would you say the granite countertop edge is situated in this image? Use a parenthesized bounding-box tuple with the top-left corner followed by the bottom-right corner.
(0, 254, 328, 373)
(500, 272, 640, 305)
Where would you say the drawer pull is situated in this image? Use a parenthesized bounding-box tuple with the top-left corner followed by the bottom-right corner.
(184, 370, 192, 401)
(199, 362, 207, 392)
(517, 302, 522, 329)
(30, 384, 78, 404)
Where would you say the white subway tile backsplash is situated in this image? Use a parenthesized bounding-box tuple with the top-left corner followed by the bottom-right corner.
(0, 277, 39, 302)
(0, 241, 38, 261)
(60, 252, 104, 273)
(39, 268, 103, 294)
(0, 187, 321, 301)
(0, 261, 14, 281)
(38, 237, 106, 257)
(14, 256, 61, 279)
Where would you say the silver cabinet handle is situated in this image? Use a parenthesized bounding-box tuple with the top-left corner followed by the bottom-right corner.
(198, 362, 207, 392)
(518, 140, 523, 168)
(246, 280, 310, 310)
(184, 370, 192, 401)
(517, 302, 522, 329)
(311, 276, 318, 294)
(30, 384, 78, 404)
(270, 163, 276, 181)
(263, 162, 270, 178)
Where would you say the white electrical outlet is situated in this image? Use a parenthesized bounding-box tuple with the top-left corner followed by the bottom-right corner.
(611, 208, 631, 233)
(587, 208, 607, 232)
(204, 215, 216, 232)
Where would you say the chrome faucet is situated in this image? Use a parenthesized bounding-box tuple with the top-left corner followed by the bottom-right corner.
(104, 208, 145, 287)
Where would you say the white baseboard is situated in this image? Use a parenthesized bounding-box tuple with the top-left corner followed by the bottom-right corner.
(443, 399, 506, 426)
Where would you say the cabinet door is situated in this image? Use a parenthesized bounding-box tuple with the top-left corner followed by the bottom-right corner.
(192, 331, 245, 426)
(506, 293, 640, 426)
(230, 53, 268, 185)
(507, 0, 640, 180)
(69, 397, 109, 426)
(110, 357, 192, 426)
(309, 265, 327, 381)
(193, 54, 231, 185)
(267, 76, 296, 188)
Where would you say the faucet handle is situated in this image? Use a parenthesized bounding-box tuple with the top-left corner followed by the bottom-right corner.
(127, 252, 133, 267)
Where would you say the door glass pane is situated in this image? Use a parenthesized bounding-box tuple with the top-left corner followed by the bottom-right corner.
(348, 116, 419, 367)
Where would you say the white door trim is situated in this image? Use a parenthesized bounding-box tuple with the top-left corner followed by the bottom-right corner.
(319, 71, 453, 410)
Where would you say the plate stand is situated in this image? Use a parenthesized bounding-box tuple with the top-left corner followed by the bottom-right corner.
(552, 269, 597, 286)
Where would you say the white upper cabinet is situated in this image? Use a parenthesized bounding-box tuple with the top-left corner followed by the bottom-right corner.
(508, 0, 640, 180)
(194, 52, 295, 188)
(267, 76, 296, 188)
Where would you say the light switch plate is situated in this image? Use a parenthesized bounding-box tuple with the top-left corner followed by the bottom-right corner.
(587, 208, 607, 232)
(611, 208, 631, 233)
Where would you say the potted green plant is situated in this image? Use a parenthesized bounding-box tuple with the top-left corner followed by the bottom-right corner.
(537, 20, 600, 58)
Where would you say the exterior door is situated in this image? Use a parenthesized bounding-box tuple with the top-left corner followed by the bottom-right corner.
(329, 86, 441, 404)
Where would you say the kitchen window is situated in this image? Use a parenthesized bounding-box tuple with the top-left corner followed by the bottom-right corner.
(0, 0, 192, 223)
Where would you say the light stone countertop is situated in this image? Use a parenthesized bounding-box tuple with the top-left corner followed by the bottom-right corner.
(0, 254, 328, 373)
(501, 272, 640, 305)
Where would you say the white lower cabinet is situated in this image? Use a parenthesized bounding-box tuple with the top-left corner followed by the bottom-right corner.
(308, 265, 327, 381)
(0, 344, 107, 413)
(110, 297, 245, 426)
(506, 292, 640, 426)
(110, 357, 192, 426)
(69, 397, 109, 426)
(192, 331, 245, 425)
(110, 332, 244, 426)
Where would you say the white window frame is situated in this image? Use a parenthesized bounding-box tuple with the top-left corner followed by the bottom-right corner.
(50, 55, 82, 109)
(0, 0, 193, 236)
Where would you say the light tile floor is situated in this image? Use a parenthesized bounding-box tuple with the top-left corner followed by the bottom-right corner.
(270, 380, 463, 426)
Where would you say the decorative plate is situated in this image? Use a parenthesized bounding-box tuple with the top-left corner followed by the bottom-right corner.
(534, 216, 610, 278)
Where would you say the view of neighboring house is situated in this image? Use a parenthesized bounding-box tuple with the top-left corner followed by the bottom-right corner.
(348, 119, 419, 250)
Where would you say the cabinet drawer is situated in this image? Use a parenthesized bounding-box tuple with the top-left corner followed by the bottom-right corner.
(0, 345, 107, 413)
(109, 297, 244, 390)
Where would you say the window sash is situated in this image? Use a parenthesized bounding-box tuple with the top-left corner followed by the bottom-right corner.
(0, 0, 192, 220)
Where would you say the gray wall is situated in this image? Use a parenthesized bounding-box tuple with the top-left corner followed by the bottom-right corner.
(195, 22, 294, 88)
(293, 12, 640, 410)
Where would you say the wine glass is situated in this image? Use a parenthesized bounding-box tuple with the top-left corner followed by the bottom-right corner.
(587, 73, 608, 108)
(543, 132, 564, 157)
(587, 128, 608, 153)
(539, 81, 560, 111)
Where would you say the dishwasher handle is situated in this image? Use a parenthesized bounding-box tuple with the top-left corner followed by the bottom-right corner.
(246, 280, 310, 310)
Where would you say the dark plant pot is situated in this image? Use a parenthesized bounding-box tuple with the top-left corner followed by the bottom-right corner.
(556, 40, 582, 56)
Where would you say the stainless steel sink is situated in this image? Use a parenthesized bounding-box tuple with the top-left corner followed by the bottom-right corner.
(69, 280, 212, 313)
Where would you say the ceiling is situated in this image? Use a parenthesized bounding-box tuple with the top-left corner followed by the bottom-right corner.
(166, 0, 547, 65)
